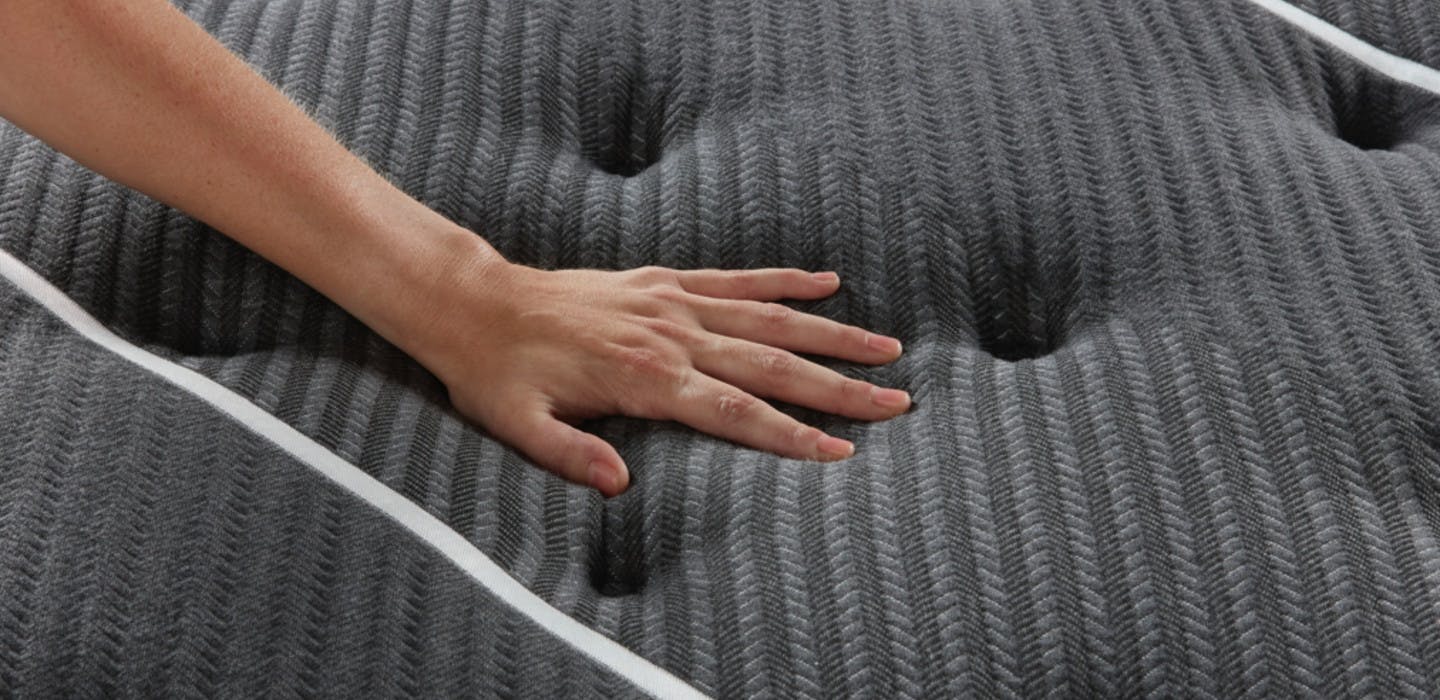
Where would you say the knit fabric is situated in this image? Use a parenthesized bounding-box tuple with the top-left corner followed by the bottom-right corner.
(3, 0, 1440, 696)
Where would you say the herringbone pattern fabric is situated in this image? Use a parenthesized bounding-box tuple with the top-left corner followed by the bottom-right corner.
(3, 0, 1440, 696)
(0, 287, 644, 698)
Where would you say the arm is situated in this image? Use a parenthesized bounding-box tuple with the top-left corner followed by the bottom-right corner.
(0, 0, 489, 349)
(0, 0, 911, 497)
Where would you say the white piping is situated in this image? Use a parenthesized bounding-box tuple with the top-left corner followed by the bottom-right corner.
(0, 247, 707, 700)
(11, 7, 1425, 696)
(1244, 0, 1440, 96)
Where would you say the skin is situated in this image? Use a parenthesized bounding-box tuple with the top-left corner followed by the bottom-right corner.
(0, 0, 912, 497)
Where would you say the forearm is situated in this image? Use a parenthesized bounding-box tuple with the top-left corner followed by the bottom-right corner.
(0, 0, 506, 355)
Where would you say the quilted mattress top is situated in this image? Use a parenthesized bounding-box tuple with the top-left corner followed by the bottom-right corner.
(3, 0, 1440, 696)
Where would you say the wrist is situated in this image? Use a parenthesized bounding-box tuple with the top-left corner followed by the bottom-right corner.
(235, 158, 516, 375)
(360, 216, 514, 369)
(294, 174, 512, 366)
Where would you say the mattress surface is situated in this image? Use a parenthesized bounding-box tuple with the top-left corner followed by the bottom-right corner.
(3, 0, 1440, 696)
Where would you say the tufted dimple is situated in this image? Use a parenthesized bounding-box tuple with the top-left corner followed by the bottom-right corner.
(1325, 60, 1409, 151)
(587, 493, 649, 598)
(1318, 64, 1440, 157)
(1334, 90, 1405, 151)
(577, 68, 665, 178)
(1295, 14, 1440, 154)
(7, 0, 1440, 695)
(572, 1, 672, 178)
(971, 243, 1083, 362)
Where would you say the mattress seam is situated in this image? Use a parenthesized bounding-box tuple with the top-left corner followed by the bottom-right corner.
(0, 247, 709, 700)
(1243, 0, 1440, 94)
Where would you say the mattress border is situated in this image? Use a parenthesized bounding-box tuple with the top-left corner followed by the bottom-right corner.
(0, 4, 1434, 696)
(0, 247, 708, 699)
(1247, 0, 1440, 94)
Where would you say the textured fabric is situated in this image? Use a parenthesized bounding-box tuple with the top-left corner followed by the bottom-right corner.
(4, 0, 1440, 696)
(0, 281, 644, 698)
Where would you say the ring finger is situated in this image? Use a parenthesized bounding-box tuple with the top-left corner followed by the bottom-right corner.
(665, 370, 856, 461)
(692, 335, 911, 421)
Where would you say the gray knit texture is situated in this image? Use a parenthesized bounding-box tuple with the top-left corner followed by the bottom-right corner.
(4, 0, 1440, 696)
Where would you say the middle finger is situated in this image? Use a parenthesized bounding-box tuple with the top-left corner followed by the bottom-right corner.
(692, 335, 911, 420)
(689, 296, 903, 364)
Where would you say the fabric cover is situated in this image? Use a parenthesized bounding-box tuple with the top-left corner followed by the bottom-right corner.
(2, 0, 1440, 696)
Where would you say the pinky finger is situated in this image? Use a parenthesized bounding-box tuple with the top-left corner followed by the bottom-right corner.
(665, 371, 855, 461)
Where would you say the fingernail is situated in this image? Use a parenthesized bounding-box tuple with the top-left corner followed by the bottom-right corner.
(817, 435, 854, 458)
(866, 333, 902, 354)
(813, 271, 838, 283)
(871, 386, 910, 408)
(587, 460, 618, 494)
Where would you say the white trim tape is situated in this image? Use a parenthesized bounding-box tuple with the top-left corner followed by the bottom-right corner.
(0, 247, 707, 700)
(1245, 0, 1440, 96)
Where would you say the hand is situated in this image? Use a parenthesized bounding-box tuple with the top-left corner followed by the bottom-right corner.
(410, 257, 911, 497)
(0, 1, 913, 499)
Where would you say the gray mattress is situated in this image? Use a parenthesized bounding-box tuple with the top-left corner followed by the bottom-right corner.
(3, 0, 1440, 696)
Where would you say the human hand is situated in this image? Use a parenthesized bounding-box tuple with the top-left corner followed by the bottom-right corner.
(409, 257, 911, 498)
(0, 0, 913, 499)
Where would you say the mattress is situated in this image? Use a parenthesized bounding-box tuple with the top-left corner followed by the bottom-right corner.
(3, 0, 1440, 696)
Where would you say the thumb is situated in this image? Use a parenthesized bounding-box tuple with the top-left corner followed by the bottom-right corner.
(489, 400, 630, 497)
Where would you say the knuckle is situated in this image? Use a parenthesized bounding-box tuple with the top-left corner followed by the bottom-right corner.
(616, 347, 676, 382)
(758, 302, 793, 326)
(791, 423, 822, 450)
(651, 283, 690, 304)
(615, 364, 690, 418)
(714, 391, 760, 424)
(640, 316, 692, 342)
(624, 293, 666, 318)
(630, 266, 686, 295)
(615, 388, 656, 418)
(634, 265, 675, 284)
(837, 377, 868, 400)
(755, 348, 798, 378)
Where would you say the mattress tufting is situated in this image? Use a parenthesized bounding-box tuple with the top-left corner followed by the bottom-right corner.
(3, 0, 1440, 696)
